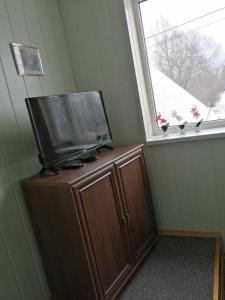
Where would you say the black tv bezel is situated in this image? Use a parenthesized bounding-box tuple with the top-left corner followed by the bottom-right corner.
(25, 91, 113, 168)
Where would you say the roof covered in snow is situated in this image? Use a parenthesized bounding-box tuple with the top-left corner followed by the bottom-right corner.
(150, 66, 218, 126)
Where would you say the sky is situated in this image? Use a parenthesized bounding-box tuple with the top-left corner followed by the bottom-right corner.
(139, 0, 225, 52)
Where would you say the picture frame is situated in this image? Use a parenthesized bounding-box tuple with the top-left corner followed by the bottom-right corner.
(11, 43, 44, 76)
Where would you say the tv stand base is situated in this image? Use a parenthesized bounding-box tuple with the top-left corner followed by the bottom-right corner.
(61, 159, 83, 169)
(40, 166, 59, 176)
(97, 144, 114, 153)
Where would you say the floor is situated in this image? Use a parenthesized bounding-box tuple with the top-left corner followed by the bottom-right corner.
(117, 236, 216, 300)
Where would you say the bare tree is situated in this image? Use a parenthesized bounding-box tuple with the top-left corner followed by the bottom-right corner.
(152, 17, 225, 107)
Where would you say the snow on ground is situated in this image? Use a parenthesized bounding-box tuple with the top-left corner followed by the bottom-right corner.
(150, 66, 218, 126)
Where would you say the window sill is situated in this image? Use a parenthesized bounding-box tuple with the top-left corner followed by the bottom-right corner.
(146, 127, 225, 146)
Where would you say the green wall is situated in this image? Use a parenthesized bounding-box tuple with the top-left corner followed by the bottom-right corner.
(146, 139, 225, 238)
(2, 0, 225, 299)
(0, 0, 75, 299)
(59, 0, 145, 145)
(59, 0, 225, 241)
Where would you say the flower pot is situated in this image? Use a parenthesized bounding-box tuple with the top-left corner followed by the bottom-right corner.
(162, 131, 168, 137)
(179, 128, 186, 134)
(195, 126, 200, 132)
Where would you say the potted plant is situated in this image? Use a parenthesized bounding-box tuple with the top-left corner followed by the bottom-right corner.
(171, 110, 187, 134)
(156, 113, 169, 136)
(190, 106, 203, 132)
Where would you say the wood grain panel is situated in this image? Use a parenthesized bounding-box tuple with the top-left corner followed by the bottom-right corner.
(213, 237, 221, 300)
(115, 151, 157, 261)
(73, 166, 132, 298)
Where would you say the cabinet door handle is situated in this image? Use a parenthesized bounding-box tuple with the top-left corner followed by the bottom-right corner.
(125, 213, 130, 222)
(121, 216, 127, 225)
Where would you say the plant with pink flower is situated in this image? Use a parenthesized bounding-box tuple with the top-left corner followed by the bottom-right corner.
(190, 106, 203, 130)
(156, 113, 169, 133)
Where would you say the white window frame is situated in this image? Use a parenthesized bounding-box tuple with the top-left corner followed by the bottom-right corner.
(123, 0, 225, 140)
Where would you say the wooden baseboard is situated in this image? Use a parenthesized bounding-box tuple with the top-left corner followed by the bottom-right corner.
(213, 237, 221, 300)
(221, 250, 224, 300)
(159, 228, 221, 238)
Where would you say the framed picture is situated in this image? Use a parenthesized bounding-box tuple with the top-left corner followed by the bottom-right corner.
(11, 43, 44, 76)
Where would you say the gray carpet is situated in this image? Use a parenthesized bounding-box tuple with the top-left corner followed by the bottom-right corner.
(117, 236, 216, 300)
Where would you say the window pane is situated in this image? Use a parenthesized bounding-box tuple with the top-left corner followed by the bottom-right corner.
(139, 0, 225, 126)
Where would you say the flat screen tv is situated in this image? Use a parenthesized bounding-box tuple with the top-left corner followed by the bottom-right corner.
(26, 91, 112, 169)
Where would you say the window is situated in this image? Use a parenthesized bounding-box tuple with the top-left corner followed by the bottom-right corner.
(124, 0, 225, 136)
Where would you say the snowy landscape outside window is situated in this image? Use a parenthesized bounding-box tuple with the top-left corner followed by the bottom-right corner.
(138, 0, 225, 127)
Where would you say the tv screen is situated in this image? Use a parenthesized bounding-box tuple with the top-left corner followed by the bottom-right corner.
(26, 91, 112, 167)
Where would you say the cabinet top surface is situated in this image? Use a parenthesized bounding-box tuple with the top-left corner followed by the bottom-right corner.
(22, 144, 143, 186)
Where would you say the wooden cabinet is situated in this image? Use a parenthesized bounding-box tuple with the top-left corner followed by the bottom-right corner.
(73, 165, 132, 299)
(22, 145, 157, 300)
(115, 149, 157, 262)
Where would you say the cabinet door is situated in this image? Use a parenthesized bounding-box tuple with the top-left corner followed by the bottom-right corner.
(115, 149, 157, 262)
(73, 165, 132, 300)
